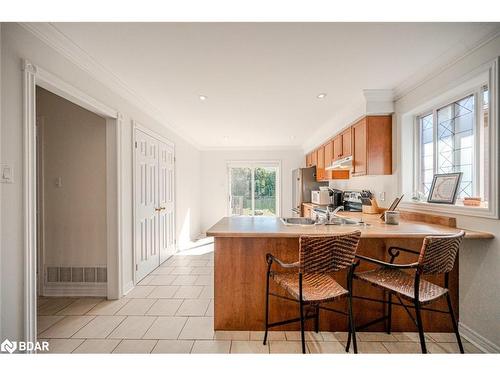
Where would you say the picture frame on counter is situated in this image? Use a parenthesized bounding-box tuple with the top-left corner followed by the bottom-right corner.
(427, 172, 462, 204)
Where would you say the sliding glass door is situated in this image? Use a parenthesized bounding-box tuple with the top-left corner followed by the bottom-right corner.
(228, 162, 280, 216)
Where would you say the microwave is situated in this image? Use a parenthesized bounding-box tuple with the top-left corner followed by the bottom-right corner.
(311, 190, 330, 205)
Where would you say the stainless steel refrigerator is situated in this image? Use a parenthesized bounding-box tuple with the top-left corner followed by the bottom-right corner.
(291, 166, 327, 217)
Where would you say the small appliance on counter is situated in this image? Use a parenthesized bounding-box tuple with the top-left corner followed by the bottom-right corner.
(360, 190, 380, 214)
(311, 187, 331, 205)
(342, 190, 363, 212)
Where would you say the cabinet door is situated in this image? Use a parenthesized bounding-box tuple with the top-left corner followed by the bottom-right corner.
(341, 127, 352, 157)
(352, 119, 367, 176)
(316, 146, 325, 181)
(333, 135, 343, 161)
(324, 141, 334, 180)
(306, 153, 312, 167)
(311, 149, 318, 166)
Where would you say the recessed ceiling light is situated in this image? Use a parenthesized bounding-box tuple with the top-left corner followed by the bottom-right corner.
(199, 95, 208, 101)
(223, 136, 229, 142)
(317, 93, 327, 99)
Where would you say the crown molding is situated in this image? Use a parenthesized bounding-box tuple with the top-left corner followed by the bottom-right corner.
(199, 145, 303, 152)
(18, 22, 203, 149)
(393, 26, 500, 100)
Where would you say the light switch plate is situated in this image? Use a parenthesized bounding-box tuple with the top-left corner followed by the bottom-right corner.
(0, 164, 14, 184)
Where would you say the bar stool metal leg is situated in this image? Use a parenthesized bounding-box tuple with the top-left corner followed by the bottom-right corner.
(414, 299, 427, 353)
(446, 292, 464, 353)
(314, 305, 320, 333)
(387, 292, 393, 334)
(263, 265, 271, 345)
(348, 291, 357, 353)
(299, 273, 306, 354)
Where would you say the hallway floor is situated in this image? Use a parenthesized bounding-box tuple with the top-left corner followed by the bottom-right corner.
(36, 241, 481, 354)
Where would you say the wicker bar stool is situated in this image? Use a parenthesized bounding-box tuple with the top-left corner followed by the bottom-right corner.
(263, 231, 361, 354)
(351, 231, 465, 354)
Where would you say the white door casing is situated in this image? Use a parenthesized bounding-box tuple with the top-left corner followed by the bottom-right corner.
(134, 127, 175, 282)
(159, 142, 176, 263)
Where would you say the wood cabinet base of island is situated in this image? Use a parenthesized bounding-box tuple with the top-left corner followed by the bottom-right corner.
(214, 236, 458, 332)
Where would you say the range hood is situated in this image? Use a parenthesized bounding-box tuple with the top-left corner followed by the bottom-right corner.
(325, 155, 353, 170)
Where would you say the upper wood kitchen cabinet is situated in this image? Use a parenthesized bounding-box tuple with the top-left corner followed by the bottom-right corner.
(333, 127, 352, 160)
(306, 152, 313, 167)
(352, 115, 392, 176)
(316, 145, 326, 181)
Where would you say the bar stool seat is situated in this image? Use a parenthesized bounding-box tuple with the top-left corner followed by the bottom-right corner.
(355, 268, 448, 304)
(271, 271, 348, 303)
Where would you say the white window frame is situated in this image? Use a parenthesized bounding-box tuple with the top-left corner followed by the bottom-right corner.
(226, 160, 282, 217)
(414, 88, 482, 199)
(399, 57, 498, 219)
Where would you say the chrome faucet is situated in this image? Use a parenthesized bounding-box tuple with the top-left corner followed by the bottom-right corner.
(325, 205, 343, 223)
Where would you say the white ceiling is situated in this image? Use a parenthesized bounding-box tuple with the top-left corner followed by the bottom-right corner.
(51, 22, 500, 149)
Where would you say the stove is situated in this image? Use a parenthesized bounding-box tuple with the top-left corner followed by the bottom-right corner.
(343, 190, 363, 212)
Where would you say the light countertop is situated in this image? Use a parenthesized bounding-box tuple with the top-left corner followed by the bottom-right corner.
(206, 213, 493, 239)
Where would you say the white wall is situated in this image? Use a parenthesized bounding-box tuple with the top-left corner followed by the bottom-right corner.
(200, 148, 303, 232)
(324, 35, 500, 349)
(0, 23, 201, 341)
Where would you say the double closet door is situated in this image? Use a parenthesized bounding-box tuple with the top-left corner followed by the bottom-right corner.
(134, 128, 175, 282)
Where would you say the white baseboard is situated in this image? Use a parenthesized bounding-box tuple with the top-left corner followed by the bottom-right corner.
(122, 280, 134, 296)
(459, 322, 500, 353)
(42, 283, 107, 297)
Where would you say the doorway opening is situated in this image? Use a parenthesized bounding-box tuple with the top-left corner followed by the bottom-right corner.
(36, 86, 108, 300)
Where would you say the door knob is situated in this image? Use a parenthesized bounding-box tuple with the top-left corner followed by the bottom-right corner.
(155, 207, 166, 212)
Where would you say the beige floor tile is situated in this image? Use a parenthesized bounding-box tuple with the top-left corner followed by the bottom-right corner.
(137, 275, 154, 285)
(171, 275, 199, 286)
(86, 299, 130, 315)
(214, 331, 250, 340)
(357, 332, 398, 342)
(285, 331, 323, 342)
(38, 298, 76, 315)
(392, 332, 434, 342)
(55, 298, 103, 316)
(147, 286, 180, 298)
(250, 331, 286, 341)
(176, 299, 211, 317)
(170, 267, 194, 275)
(73, 339, 121, 353)
(270, 341, 307, 353)
(198, 285, 214, 299)
(344, 341, 389, 353)
(43, 339, 84, 353)
(334, 332, 349, 341)
(115, 298, 156, 315)
(307, 341, 345, 354)
(230, 340, 269, 354)
(178, 317, 215, 340)
(146, 299, 183, 316)
(113, 339, 157, 353)
(194, 275, 213, 286)
(426, 332, 462, 343)
(190, 267, 212, 275)
(205, 300, 214, 317)
(108, 316, 157, 339)
(152, 340, 194, 353)
(188, 260, 211, 267)
(151, 267, 174, 275)
(431, 342, 482, 354)
(73, 315, 126, 338)
(173, 285, 204, 299)
(143, 317, 188, 339)
(382, 341, 423, 353)
(191, 340, 231, 353)
(148, 275, 177, 286)
(124, 286, 156, 298)
(37, 316, 65, 334)
(38, 316, 95, 338)
(319, 331, 341, 342)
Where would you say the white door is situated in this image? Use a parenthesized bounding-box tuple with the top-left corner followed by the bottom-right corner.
(158, 142, 175, 263)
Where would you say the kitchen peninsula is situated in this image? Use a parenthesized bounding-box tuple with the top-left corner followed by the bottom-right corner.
(206, 213, 493, 333)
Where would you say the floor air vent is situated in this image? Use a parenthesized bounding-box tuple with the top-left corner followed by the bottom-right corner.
(46, 266, 107, 283)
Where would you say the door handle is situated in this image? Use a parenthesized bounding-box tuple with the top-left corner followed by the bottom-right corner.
(155, 207, 166, 212)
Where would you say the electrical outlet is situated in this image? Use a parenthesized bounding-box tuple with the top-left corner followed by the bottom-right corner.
(379, 192, 386, 201)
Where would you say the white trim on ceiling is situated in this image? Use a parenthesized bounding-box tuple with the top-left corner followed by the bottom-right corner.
(19, 22, 203, 149)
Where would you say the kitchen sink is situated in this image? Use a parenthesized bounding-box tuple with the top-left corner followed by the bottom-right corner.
(280, 217, 316, 225)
